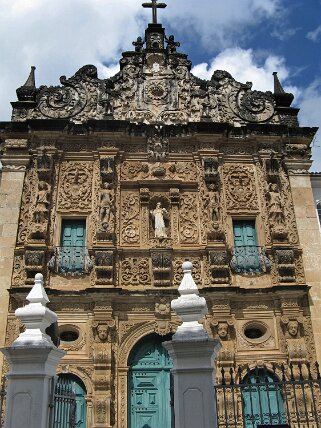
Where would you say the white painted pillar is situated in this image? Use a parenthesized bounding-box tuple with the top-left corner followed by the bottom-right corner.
(163, 261, 221, 428)
(1, 273, 65, 428)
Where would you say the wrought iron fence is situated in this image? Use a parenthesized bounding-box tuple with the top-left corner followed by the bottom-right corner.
(0, 379, 6, 428)
(230, 246, 271, 274)
(49, 378, 76, 428)
(215, 362, 321, 428)
(48, 246, 92, 276)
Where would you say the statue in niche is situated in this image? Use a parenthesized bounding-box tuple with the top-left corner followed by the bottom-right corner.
(267, 183, 284, 226)
(99, 183, 114, 231)
(150, 202, 169, 238)
(34, 181, 50, 223)
(205, 183, 220, 224)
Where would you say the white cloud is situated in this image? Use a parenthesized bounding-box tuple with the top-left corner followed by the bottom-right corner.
(307, 25, 321, 42)
(165, 0, 281, 49)
(191, 47, 292, 93)
(0, 0, 282, 121)
(298, 79, 321, 171)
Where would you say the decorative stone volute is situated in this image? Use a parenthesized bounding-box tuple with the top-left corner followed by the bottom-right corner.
(171, 261, 208, 340)
(13, 273, 57, 347)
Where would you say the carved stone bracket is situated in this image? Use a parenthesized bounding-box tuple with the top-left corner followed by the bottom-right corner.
(208, 250, 230, 284)
(95, 250, 114, 285)
(100, 157, 115, 184)
(150, 249, 172, 286)
(275, 249, 296, 283)
(24, 250, 46, 284)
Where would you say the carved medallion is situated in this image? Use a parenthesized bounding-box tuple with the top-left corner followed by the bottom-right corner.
(58, 161, 93, 210)
(224, 165, 258, 211)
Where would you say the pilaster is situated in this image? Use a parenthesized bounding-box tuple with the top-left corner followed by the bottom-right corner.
(0, 141, 30, 377)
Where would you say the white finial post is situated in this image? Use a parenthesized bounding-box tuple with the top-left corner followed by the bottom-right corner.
(171, 260, 208, 339)
(1, 273, 65, 428)
(163, 262, 221, 428)
(13, 273, 57, 346)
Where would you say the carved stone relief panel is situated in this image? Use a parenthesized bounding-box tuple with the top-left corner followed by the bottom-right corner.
(12, 254, 26, 286)
(279, 168, 299, 245)
(57, 161, 93, 210)
(120, 160, 198, 182)
(223, 164, 258, 211)
(120, 191, 140, 245)
(120, 257, 151, 286)
(16, 163, 37, 245)
(179, 192, 199, 244)
(255, 160, 271, 245)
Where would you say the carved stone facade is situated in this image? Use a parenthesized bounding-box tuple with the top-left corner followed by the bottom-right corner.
(0, 14, 320, 428)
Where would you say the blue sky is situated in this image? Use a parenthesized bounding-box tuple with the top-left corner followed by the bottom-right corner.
(0, 0, 320, 168)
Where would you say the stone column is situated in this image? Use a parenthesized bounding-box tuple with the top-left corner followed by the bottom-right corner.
(0, 273, 65, 428)
(287, 169, 321, 361)
(0, 141, 30, 378)
(163, 261, 221, 428)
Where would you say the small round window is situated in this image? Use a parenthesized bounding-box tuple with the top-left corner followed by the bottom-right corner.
(60, 329, 79, 342)
(243, 322, 269, 342)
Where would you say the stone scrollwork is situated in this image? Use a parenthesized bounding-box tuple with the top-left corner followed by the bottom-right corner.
(120, 258, 151, 286)
(224, 165, 258, 211)
(58, 161, 93, 210)
(121, 193, 140, 244)
(35, 65, 108, 121)
(179, 193, 199, 243)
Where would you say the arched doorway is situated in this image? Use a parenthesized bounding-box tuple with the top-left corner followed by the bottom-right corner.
(56, 374, 87, 428)
(128, 334, 173, 428)
(242, 369, 285, 428)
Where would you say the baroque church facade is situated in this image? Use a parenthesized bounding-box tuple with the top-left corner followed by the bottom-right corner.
(1, 5, 321, 428)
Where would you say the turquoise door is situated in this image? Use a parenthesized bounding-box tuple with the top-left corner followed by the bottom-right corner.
(128, 336, 173, 428)
(55, 375, 87, 428)
(233, 220, 260, 273)
(242, 371, 285, 428)
(60, 220, 86, 274)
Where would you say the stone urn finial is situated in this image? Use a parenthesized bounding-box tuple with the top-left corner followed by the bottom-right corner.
(171, 261, 208, 340)
(13, 273, 57, 347)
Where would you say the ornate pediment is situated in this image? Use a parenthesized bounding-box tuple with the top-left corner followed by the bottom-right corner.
(12, 24, 295, 126)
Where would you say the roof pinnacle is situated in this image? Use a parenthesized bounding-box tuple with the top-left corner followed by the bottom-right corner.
(16, 66, 37, 102)
(272, 71, 294, 107)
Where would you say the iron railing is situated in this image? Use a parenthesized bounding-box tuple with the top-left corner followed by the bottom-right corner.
(49, 378, 76, 428)
(0, 379, 6, 428)
(215, 362, 321, 428)
(48, 246, 92, 276)
(230, 246, 271, 274)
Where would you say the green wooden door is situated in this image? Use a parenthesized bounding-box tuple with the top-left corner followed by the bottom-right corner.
(55, 375, 87, 428)
(233, 220, 260, 273)
(60, 220, 86, 274)
(128, 336, 173, 428)
(242, 371, 285, 427)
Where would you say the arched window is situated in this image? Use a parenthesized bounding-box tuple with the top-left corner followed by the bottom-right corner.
(55, 374, 87, 428)
(128, 334, 173, 428)
(242, 369, 285, 428)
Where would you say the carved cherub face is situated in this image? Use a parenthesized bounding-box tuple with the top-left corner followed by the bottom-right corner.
(287, 320, 299, 337)
(97, 324, 108, 341)
(218, 323, 228, 339)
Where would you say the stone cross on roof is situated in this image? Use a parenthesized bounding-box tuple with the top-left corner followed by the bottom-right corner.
(142, 0, 167, 24)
